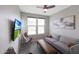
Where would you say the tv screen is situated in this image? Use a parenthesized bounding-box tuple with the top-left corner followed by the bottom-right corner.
(13, 18, 21, 41)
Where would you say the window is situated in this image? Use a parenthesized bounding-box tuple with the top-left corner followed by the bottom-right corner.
(27, 17, 45, 35)
(27, 18, 36, 35)
(38, 19, 45, 34)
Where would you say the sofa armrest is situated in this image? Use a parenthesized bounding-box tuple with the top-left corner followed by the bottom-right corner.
(70, 44, 79, 54)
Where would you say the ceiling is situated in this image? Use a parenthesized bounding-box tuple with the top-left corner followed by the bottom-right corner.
(19, 5, 71, 16)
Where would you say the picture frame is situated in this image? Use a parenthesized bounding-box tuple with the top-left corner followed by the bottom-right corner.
(53, 15, 75, 29)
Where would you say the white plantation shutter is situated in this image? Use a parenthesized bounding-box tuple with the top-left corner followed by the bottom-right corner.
(27, 17, 45, 35)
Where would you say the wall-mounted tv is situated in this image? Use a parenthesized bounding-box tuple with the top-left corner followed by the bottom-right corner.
(13, 18, 21, 41)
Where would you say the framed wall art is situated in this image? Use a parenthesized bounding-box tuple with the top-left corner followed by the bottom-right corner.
(53, 15, 75, 29)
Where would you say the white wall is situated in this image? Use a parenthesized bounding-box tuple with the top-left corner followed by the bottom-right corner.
(21, 12, 49, 41)
(0, 5, 21, 53)
(49, 5, 79, 39)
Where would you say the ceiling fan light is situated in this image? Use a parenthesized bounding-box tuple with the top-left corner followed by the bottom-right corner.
(44, 9, 47, 13)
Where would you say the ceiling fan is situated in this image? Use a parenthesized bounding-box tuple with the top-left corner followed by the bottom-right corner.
(37, 5, 55, 13)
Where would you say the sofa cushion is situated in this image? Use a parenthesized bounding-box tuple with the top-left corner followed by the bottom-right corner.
(52, 34, 60, 41)
(45, 37, 57, 43)
(51, 41, 70, 53)
(60, 36, 78, 46)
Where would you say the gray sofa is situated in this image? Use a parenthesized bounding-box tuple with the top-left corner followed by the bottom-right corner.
(45, 35, 79, 54)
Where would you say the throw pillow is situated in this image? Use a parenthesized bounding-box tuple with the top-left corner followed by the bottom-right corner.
(68, 43, 75, 47)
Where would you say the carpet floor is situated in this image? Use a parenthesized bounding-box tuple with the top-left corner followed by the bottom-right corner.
(19, 41, 45, 54)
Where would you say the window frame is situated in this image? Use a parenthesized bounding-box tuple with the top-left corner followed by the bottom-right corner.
(27, 17, 45, 35)
(37, 18, 45, 34)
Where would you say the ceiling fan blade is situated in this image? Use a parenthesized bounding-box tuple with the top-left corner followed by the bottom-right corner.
(47, 5, 55, 9)
(43, 5, 47, 9)
(37, 5, 55, 10)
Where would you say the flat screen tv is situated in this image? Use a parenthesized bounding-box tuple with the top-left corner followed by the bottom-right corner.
(13, 18, 21, 41)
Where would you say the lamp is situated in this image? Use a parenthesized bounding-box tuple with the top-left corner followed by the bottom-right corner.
(43, 8, 47, 13)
